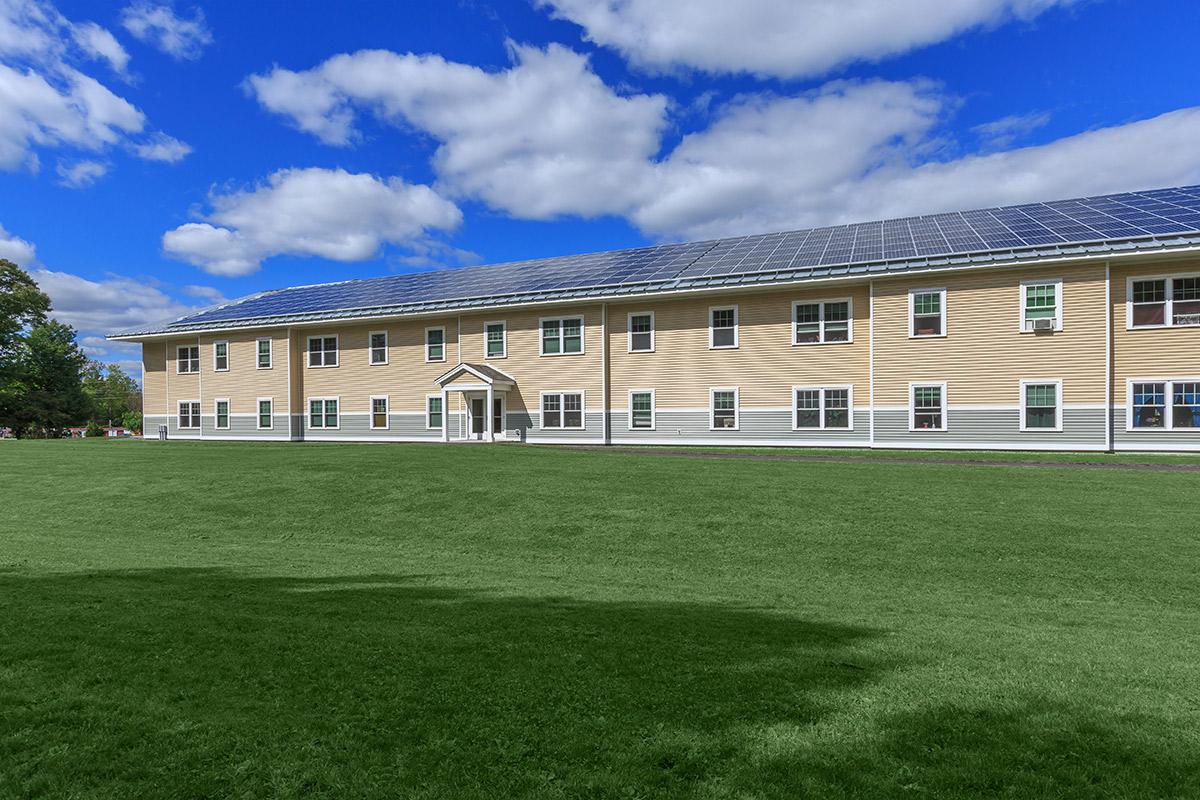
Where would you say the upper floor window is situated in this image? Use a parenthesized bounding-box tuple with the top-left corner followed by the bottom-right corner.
(541, 317, 583, 355)
(910, 289, 946, 337)
(176, 345, 199, 374)
(177, 400, 199, 429)
(371, 396, 389, 430)
(629, 390, 655, 430)
(257, 338, 272, 369)
(213, 341, 229, 371)
(307, 335, 338, 368)
(485, 322, 506, 358)
(369, 331, 388, 365)
(793, 386, 852, 430)
(541, 391, 584, 428)
(1129, 274, 1200, 328)
(793, 299, 851, 344)
(910, 383, 946, 431)
(628, 312, 654, 352)
(1129, 380, 1200, 430)
(425, 327, 445, 362)
(710, 388, 739, 430)
(709, 306, 738, 349)
(1021, 280, 1062, 332)
(1020, 381, 1061, 431)
(258, 398, 273, 430)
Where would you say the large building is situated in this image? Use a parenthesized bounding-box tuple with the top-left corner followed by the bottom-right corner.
(111, 186, 1200, 452)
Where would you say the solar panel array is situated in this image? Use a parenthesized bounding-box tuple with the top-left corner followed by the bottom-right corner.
(170, 186, 1200, 328)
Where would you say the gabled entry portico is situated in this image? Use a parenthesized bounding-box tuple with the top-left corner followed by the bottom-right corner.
(434, 363, 516, 442)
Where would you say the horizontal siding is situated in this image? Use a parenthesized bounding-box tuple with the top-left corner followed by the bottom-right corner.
(874, 408, 1106, 447)
(201, 329, 290, 414)
(611, 409, 870, 445)
(1112, 406, 1200, 449)
(142, 343, 165, 415)
(1111, 258, 1200, 404)
(300, 412, 444, 440)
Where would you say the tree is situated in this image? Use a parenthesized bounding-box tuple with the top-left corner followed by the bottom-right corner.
(0, 259, 49, 367)
(122, 409, 143, 435)
(83, 361, 139, 424)
(8, 321, 91, 437)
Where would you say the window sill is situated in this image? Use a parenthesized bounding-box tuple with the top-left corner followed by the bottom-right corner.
(708, 345, 739, 351)
(627, 348, 655, 354)
(213, 368, 229, 373)
(485, 354, 508, 360)
(307, 364, 339, 369)
(791, 340, 852, 347)
(256, 365, 273, 370)
(793, 427, 854, 432)
(538, 352, 586, 357)
(908, 334, 947, 339)
(369, 361, 389, 367)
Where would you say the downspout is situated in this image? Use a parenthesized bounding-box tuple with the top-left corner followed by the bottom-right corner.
(286, 327, 293, 440)
(868, 280, 875, 448)
(197, 336, 203, 439)
(457, 315, 463, 438)
(601, 303, 609, 445)
(1105, 261, 1113, 452)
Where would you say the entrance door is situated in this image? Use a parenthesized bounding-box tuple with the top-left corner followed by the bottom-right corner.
(471, 397, 485, 438)
(493, 397, 504, 438)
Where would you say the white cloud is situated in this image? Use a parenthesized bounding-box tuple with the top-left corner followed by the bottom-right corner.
(971, 111, 1051, 149)
(132, 130, 190, 162)
(0, 223, 35, 263)
(70, 21, 130, 75)
(55, 157, 107, 187)
(120, 2, 211, 61)
(181, 283, 227, 303)
(162, 167, 463, 276)
(32, 268, 206, 332)
(537, 0, 1081, 79)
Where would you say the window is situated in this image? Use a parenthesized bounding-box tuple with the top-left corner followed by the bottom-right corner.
(792, 300, 851, 344)
(369, 331, 388, 365)
(910, 383, 946, 431)
(257, 337, 272, 369)
(793, 386, 853, 430)
(177, 401, 199, 429)
(485, 322, 506, 358)
(1129, 380, 1200, 430)
(258, 398, 273, 430)
(427, 395, 443, 429)
(308, 335, 338, 368)
(1021, 281, 1062, 332)
(308, 398, 339, 429)
(1173, 382, 1200, 429)
(370, 396, 388, 429)
(709, 306, 738, 349)
(628, 312, 654, 352)
(541, 391, 584, 429)
(541, 317, 583, 355)
(1129, 274, 1200, 328)
(1131, 382, 1165, 429)
(176, 345, 199, 373)
(629, 390, 655, 430)
(910, 289, 946, 337)
(710, 388, 738, 430)
(213, 341, 229, 371)
(425, 327, 445, 362)
(214, 399, 230, 430)
(1020, 381, 1061, 431)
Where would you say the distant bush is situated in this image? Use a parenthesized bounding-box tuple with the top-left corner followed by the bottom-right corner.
(85, 421, 106, 438)
(123, 410, 142, 435)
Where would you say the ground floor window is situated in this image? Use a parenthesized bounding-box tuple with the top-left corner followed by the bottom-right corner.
(1131, 382, 1165, 428)
(910, 384, 946, 430)
(710, 388, 738, 430)
(427, 396, 443, 429)
(1174, 382, 1200, 428)
(258, 399, 273, 430)
(1021, 382, 1061, 431)
(371, 396, 388, 429)
(178, 401, 200, 430)
(214, 399, 229, 430)
(542, 391, 583, 429)
(1131, 380, 1200, 430)
(629, 390, 655, 429)
(309, 398, 339, 429)
(793, 386, 852, 430)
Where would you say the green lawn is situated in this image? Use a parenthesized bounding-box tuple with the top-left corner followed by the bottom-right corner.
(2, 440, 1198, 799)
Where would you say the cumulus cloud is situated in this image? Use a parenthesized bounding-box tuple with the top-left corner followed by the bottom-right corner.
(120, 2, 212, 61)
(32, 268, 207, 332)
(537, 0, 1081, 79)
(131, 130, 191, 162)
(0, 223, 35, 263)
(69, 21, 130, 75)
(162, 167, 463, 276)
(55, 157, 107, 187)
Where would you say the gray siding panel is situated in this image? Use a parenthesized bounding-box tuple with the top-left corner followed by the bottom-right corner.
(201, 414, 290, 438)
(1113, 406, 1200, 450)
(509, 411, 604, 441)
(873, 408, 1106, 448)
(610, 409, 870, 444)
(302, 413, 445, 440)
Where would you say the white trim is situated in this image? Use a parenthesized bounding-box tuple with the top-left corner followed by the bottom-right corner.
(627, 389, 656, 431)
(1018, 379, 1063, 433)
(627, 311, 655, 353)
(256, 397, 274, 430)
(792, 385, 855, 431)
(483, 320, 507, 359)
(1125, 271, 1200, 330)
(869, 280, 875, 446)
(538, 315, 585, 356)
(909, 381, 948, 431)
(369, 395, 389, 430)
(708, 305, 739, 349)
(306, 334, 339, 368)
(212, 340, 229, 372)
(908, 288, 947, 338)
(426, 393, 444, 430)
(213, 398, 231, 430)
(256, 336, 273, 369)
(175, 344, 199, 374)
(601, 304, 609, 444)
(1104, 263, 1112, 451)
(177, 399, 200, 430)
(709, 386, 740, 431)
(368, 330, 389, 365)
(424, 326, 446, 363)
(791, 297, 853, 345)
(306, 396, 341, 430)
(1019, 278, 1063, 332)
(1125, 377, 1200, 432)
(538, 389, 586, 430)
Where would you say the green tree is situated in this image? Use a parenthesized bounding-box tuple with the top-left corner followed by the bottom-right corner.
(9, 321, 91, 437)
(0, 259, 49, 366)
(83, 361, 139, 425)
(122, 409, 143, 435)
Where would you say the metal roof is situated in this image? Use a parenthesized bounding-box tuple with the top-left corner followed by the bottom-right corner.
(111, 185, 1200, 338)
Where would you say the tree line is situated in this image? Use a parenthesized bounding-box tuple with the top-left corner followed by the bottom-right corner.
(0, 259, 142, 438)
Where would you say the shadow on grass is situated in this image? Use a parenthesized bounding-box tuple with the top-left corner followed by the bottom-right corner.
(2, 570, 1195, 799)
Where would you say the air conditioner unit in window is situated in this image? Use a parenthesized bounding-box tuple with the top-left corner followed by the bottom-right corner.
(1032, 318, 1056, 332)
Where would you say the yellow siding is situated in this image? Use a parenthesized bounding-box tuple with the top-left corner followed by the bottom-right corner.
(164, 337, 200, 410)
(142, 342, 166, 415)
(608, 285, 870, 408)
(872, 262, 1108, 405)
(200, 330, 290, 413)
(1112, 258, 1200, 404)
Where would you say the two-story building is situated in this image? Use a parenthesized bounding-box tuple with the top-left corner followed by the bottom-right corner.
(110, 186, 1200, 452)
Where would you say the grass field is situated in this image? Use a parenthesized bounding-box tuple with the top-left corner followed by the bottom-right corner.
(2, 440, 1198, 798)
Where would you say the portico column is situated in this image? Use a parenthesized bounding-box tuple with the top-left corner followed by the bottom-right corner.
(441, 388, 449, 442)
(486, 384, 495, 441)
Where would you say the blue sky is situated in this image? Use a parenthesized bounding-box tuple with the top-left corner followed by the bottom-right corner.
(2, 0, 1199, 378)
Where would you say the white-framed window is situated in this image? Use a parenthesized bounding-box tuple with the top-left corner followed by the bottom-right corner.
(1127, 379, 1200, 430)
(214, 399, 230, 430)
(485, 321, 507, 359)
(1020, 280, 1062, 332)
(709, 306, 738, 349)
(257, 398, 273, 430)
(909, 383, 947, 431)
(368, 331, 388, 365)
(540, 317, 584, 356)
(425, 327, 445, 362)
(1019, 380, 1062, 432)
(792, 299, 852, 344)
(909, 289, 946, 338)
(308, 397, 339, 429)
(793, 386, 853, 430)
(177, 400, 200, 429)
(426, 395, 443, 429)
(176, 345, 199, 374)
(370, 395, 389, 429)
(540, 391, 584, 429)
(627, 312, 654, 352)
(1127, 273, 1200, 328)
(213, 340, 229, 371)
(307, 335, 338, 368)
(628, 390, 655, 430)
(709, 387, 739, 430)
(256, 337, 272, 369)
